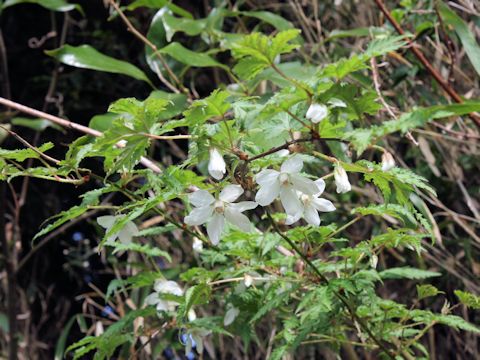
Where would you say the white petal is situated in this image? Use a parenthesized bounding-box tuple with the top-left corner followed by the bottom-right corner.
(224, 307, 240, 326)
(285, 212, 302, 225)
(192, 334, 204, 354)
(304, 204, 320, 226)
(290, 173, 320, 195)
(184, 206, 213, 225)
(97, 215, 115, 229)
(255, 169, 279, 185)
(192, 238, 203, 253)
(154, 280, 183, 296)
(224, 208, 252, 232)
(314, 178, 326, 195)
(207, 213, 225, 245)
(328, 98, 347, 108)
(155, 300, 170, 313)
(312, 198, 336, 212)
(281, 155, 303, 174)
(255, 180, 280, 206)
(144, 293, 160, 306)
(208, 148, 226, 180)
(280, 186, 303, 217)
(381, 152, 396, 171)
(189, 190, 215, 207)
(229, 201, 257, 212)
(306, 103, 328, 123)
(219, 184, 244, 203)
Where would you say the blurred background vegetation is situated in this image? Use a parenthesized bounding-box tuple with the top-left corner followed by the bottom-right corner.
(0, 0, 479, 358)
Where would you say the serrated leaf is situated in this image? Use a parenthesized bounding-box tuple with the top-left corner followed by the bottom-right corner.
(379, 267, 441, 280)
(454, 290, 480, 309)
(417, 284, 443, 300)
(0, 142, 53, 161)
(156, 42, 228, 69)
(108, 242, 171, 262)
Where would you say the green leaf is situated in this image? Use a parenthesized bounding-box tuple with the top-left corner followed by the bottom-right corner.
(180, 284, 211, 318)
(379, 267, 441, 280)
(160, 11, 206, 41)
(45, 45, 153, 86)
(438, 3, 480, 77)
(156, 42, 228, 69)
(2, 0, 82, 13)
(0, 142, 54, 161)
(106, 272, 161, 300)
(89, 113, 119, 132)
(417, 284, 443, 300)
(126, 0, 192, 18)
(454, 290, 480, 309)
(326, 27, 390, 41)
(107, 242, 172, 262)
(435, 314, 480, 333)
(184, 89, 230, 126)
(238, 11, 293, 31)
(55, 316, 78, 360)
(11, 117, 63, 132)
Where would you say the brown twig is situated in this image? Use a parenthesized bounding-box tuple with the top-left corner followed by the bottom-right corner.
(107, 0, 189, 97)
(373, 0, 480, 128)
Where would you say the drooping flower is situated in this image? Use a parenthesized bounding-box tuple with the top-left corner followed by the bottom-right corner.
(184, 185, 257, 245)
(334, 165, 351, 194)
(97, 215, 139, 245)
(306, 103, 328, 123)
(144, 280, 183, 313)
(381, 151, 396, 171)
(208, 148, 226, 180)
(285, 179, 336, 226)
(255, 155, 320, 219)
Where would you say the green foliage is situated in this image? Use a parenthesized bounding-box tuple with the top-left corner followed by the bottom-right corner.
(454, 290, 480, 309)
(45, 45, 153, 85)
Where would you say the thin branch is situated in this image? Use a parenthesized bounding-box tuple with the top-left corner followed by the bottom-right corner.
(373, 0, 480, 128)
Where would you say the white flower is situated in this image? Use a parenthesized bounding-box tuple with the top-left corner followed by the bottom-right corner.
(184, 185, 257, 245)
(334, 165, 351, 194)
(285, 179, 336, 226)
(97, 215, 139, 245)
(255, 155, 320, 219)
(208, 148, 226, 180)
(192, 237, 203, 254)
(144, 280, 183, 313)
(381, 151, 396, 171)
(224, 305, 240, 326)
(306, 103, 328, 123)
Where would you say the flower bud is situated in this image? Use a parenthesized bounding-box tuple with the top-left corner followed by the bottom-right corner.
(381, 151, 396, 171)
(208, 147, 226, 180)
(192, 237, 203, 254)
(334, 165, 351, 194)
(306, 103, 328, 123)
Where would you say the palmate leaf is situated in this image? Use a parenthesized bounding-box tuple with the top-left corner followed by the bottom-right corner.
(231, 29, 301, 79)
(184, 89, 230, 126)
(417, 284, 443, 300)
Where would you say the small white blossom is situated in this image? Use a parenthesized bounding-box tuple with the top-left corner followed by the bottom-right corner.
(192, 237, 203, 254)
(285, 179, 336, 226)
(184, 185, 257, 245)
(144, 280, 183, 313)
(208, 148, 226, 180)
(334, 165, 351, 194)
(255, 155, 320, 219)
(381, 151, 396, 171)
(306, 103, 328, 123)
(97, 215, 139, 245)
(224, 305, 240, 326)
